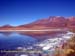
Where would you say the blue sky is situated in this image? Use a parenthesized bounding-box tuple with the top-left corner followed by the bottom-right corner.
(0, 0, 75, 26)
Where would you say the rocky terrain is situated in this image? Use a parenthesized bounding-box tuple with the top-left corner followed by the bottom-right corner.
(54, 35, 75, 56)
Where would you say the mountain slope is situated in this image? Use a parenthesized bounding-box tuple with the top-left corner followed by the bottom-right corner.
(0, 16, 75, 32)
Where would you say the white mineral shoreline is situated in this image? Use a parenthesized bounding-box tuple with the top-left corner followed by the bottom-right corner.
(0, 29, 68, 32)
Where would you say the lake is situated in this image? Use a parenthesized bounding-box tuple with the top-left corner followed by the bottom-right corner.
(0, 31, 71, 50)
(0, 31, 73, 56)
(0, 32, 38, 50)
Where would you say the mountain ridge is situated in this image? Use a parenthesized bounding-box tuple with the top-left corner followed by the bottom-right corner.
(0, 16, 75, 31)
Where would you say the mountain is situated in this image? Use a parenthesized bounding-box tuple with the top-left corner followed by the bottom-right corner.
(67, 16, 75, 32)
(0, 16, 75, 38)
(0, 24, 14, 30)
(47, 16, 67, 27)
(22, 16, 75, 30)
(16, 16, 67, 30)
(0, 16, 75, 32)
(1, 24, 13, 28)
(68, 16, 75, 27)
(28, 16, 67, 27)
(68, 16, 75, 21)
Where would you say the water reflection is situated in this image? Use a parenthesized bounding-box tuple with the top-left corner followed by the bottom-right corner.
(0, 31, 66, 50)
(0, 32, 38, 50)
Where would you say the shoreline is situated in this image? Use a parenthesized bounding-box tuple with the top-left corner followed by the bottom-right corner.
(0, 29, 68, 32)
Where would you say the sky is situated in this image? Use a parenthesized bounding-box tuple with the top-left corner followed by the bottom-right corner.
(0, 0, 75, 26)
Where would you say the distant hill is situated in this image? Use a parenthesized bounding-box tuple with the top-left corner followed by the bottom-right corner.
(0, 16, 75, 29)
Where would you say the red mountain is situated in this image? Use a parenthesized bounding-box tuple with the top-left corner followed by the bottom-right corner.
(20, 16, 67, 28)
(0, 16, 75, 37)
(68, 16, 75, 27)
(0, 24, 14, 30)
(0, 16, 75, 30)
(1, 24, 13, 28)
